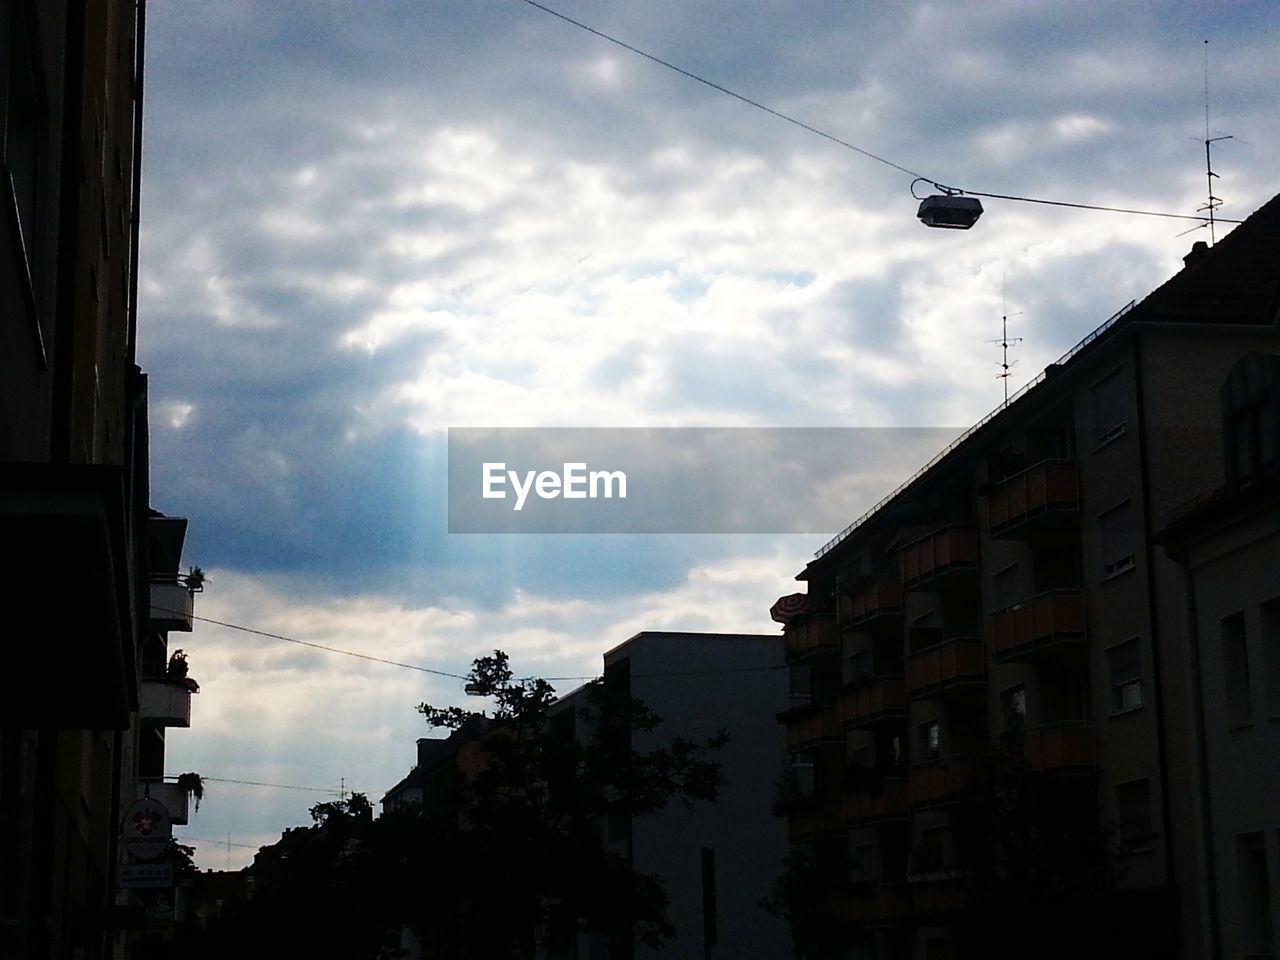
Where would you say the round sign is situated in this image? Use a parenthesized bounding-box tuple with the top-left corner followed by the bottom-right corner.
(122, 796, 173, 860)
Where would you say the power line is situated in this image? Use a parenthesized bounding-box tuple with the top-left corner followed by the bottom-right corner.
(187, 612, 471, 680)
(175, 835, 262, 850)
(176, 608, 788, 684)
(514, 0, 1242, 225)
(165, 774, 348, 795)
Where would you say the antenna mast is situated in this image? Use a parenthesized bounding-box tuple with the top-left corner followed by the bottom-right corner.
(1199, 40, 1232, 244)
(987, 271, 1023, 405)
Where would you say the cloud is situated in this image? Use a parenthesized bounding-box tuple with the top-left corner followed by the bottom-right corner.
(137, 0, 1280, 865)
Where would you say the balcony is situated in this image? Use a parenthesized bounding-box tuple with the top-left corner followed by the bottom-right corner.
(844, 580, 903, 625)
(987, 459, 1079, 539)
(784, 616, 840, 660)
(150, 578, 194, 632)
(789, 799, 844, 839)
(136, 781, 190, 826)
(911, 875, 977, 915)
(843, 777, 910, 824)
(140, 679, 193, 727)
(991, 590, 1087, 663)
(840, 677, 908, 728)
(907, 637, 984, 699)
(786, 707, 842, 749)
(909, 757, 983, 807)
(900, 524, 979, 589)
(1020, 723, 1095, 775)
(832, 886, 912, 924)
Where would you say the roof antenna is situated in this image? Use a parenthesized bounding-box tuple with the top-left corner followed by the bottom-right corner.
(986, 267, 1022, 406)
(1197, 39, 1232, 244)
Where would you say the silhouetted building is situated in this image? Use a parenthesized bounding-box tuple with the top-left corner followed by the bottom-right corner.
(544, 631, 795, 960)
(772, 194, 1280, 959)
(0, 2, 201, 956)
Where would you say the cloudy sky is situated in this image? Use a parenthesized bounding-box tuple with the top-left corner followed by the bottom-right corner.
(138, 0, 1280, 867)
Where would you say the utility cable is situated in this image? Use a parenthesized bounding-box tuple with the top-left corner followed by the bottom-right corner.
(514, 0, 1242, 225)
(164, 774, 349, 795)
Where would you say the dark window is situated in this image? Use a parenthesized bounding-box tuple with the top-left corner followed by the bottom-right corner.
(920, 721, 940, 762)
(1099, 502, 1135, 577)
(789, 664, 812, 708)
(1002, 685, 1027, 734)
(993, 563, 1020, 610)
(1116, 779, 1153, 849)
(849, 840, 877, 882)
(1237, 833, 1273, 953)
(1108, 639, 1143, 713)
(1223, 355, 1280, 489)
(1092, 369, 1127, 445)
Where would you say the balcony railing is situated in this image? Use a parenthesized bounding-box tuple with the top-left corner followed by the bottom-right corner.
(987, 459, 1080, 538)
(844, 580, 903, 625)
(150, 578, 194, 632)
(907, 637, 984, 698)
(137, 781, 190, 826)
(911, 875, 977, 915)
(909, 756, 983, 807)
(786, 707, 842, 749)
(843, 777, 909, 823)
(140, 679, 193, 727)
(832, 885, 912, 924)
(900, 524, 979, 588)
(840, 677, 908, 728)
(1020, 723, 1096, 774)
(991, 590, 1087, 662)
(784, 616, 840, 659)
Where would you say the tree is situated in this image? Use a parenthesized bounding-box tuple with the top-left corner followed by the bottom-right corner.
(190, 651, 726, 960)
(404, 650, 728, 958)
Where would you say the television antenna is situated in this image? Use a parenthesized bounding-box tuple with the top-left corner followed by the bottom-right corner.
(1186, 40, 1232, 243)
(986, 273, 1023, 405)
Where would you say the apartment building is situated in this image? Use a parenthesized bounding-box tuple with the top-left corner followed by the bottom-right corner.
(546, 631, 795, 960)
(0, 2, 201, 956)
(773, 192, 1280, 959)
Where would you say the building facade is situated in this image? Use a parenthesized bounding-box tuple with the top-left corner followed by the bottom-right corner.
(773, 194, 1280, 959)
(1, 2, 201, 956)
(546, 631, 795, 960)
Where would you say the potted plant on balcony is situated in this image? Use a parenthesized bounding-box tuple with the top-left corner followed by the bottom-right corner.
(166, 650, 200, 693)
(175, 771, 205, 814)
(184, 566, 206, 593)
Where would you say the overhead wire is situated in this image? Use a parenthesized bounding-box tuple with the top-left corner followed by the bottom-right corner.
(164, 774, 349, 795)
(179, 609, 788, 684)
(514, 0, 1242, 225)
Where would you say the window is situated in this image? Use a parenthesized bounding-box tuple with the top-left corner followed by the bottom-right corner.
(1263, 600, 1280, 720)
(1116, 779, 1153, 849)
(791, 752, 815, 798)
(1098, 502, 1135, 577)
(914, 826, 946, 874)
(920, 721, 940, 762)
(1237, 833, 1273, 953)
(1108, 639, 1143, 713)
(849, 840, 877, 883)
(1223, 354, 1280, 489)
(844, 646, 869, 686)
(993, 563, 1020, 610)
(1222, 613, 1254, 729)
(1001, 685, 1027, 734)
(789, 664, 812, 709)
(1092, 369, 1127, 445)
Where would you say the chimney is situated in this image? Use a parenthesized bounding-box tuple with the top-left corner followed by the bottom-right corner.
(1183, 240, 1209, 268)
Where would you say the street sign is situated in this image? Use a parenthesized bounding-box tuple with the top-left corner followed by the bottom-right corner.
(121, 796, 172, 860)
(119, 863, 175, 889)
